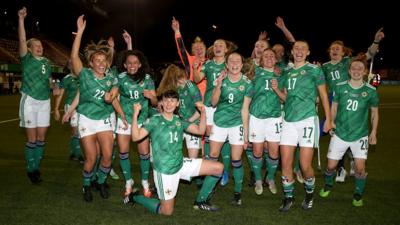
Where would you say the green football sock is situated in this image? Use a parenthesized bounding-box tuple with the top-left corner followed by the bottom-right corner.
(282, 177, 294, 198)
(221, 142, 231, 174)
(324, 169, 335, 187)
(119, 152, 132, 181)
(232, 160, 244, 193)
(354, 174, 367, 197)
(245, 147, 254, 172)
(251, 155, 263, 181)
(83, 170, 93, 186)
(304, 177, 315, 194)
(34, 141, 45, 170)
(196, 175, 220, 202)
(140, 153, 150, 182)
(97, 165, 110, 184)
(133, 195, 160, 214)
(24, 142, 36, 172)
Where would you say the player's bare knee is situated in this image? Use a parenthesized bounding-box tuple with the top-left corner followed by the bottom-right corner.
(214, 162, 223, 174)
(160, 207, 174, 216)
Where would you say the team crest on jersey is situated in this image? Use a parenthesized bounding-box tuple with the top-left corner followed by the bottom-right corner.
(361, 91, 368, 97)
(139, 81, 144, 87)
(184, 91, 188, 96)
(176, 121, 181, 127)
(300, 70, 306, 75)
(239, 85, 244, 91)
(106, 80, 112, 86)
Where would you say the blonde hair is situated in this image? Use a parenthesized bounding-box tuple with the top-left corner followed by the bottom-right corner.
(206, 39, 238, 59)
(328, 40, 353, 57)
(26, 38, 41, 48)
(84, 40, 114, 66)
(191, 36, 206, 53)
(157, 64, 186, 96)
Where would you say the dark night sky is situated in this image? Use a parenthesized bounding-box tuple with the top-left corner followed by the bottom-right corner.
(1, 0, 398, 69)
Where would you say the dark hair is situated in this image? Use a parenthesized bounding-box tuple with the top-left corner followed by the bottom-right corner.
(161, 89, 179, 100)
(118, 49, 152, 83)
(161, 89, 180, 115)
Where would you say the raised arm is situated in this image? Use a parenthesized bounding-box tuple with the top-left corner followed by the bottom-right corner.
(71, 15, 86, 76)
(366, 28, 385, 60)
(251, 31, 269, 59)
(275, 17, 295, 43)
(172, 17, 191, 78)
(131, 103, 149, 141)
(122, 30, 133, 50)
(18, 7, 28, 57)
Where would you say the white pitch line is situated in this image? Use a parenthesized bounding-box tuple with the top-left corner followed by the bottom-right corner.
(380, 103, 400, 106)
(0, 118, 19, 124)
(0, 110, 63, 124)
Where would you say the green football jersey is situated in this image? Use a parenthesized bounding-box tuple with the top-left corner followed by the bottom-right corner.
(201, 59, 226, 106)
(178, 81, 202, 122)
(77, 68, 118, 120)
(20, 53, 51, 100)
(322, 56, 351, 93)
(60, 73, 79, 105)
(143, 114, 190, 174)
(117, 72, 155, 124)
(283, 63, 326, 122)
(250, 66, 283, 119)
(214, 75, 253, 127)
(333, 81, 379, 142)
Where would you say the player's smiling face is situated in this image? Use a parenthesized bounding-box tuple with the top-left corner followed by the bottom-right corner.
(227, 53, 243, 75)
(261, 49, 277, 69)
(162, 97, 179, 113)
(124, 55, 141, 75)
(254, 40, 268, 58)
(192, 42, 206, 58)
(349, 61, 366, 81)
(291, 41, 310, 63)
(213, 40, 227, 57)
(29, 40, 43, 57)
(90, 53, 108, 76)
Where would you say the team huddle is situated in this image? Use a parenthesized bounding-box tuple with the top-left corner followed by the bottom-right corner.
(17, 6, 383, 216)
